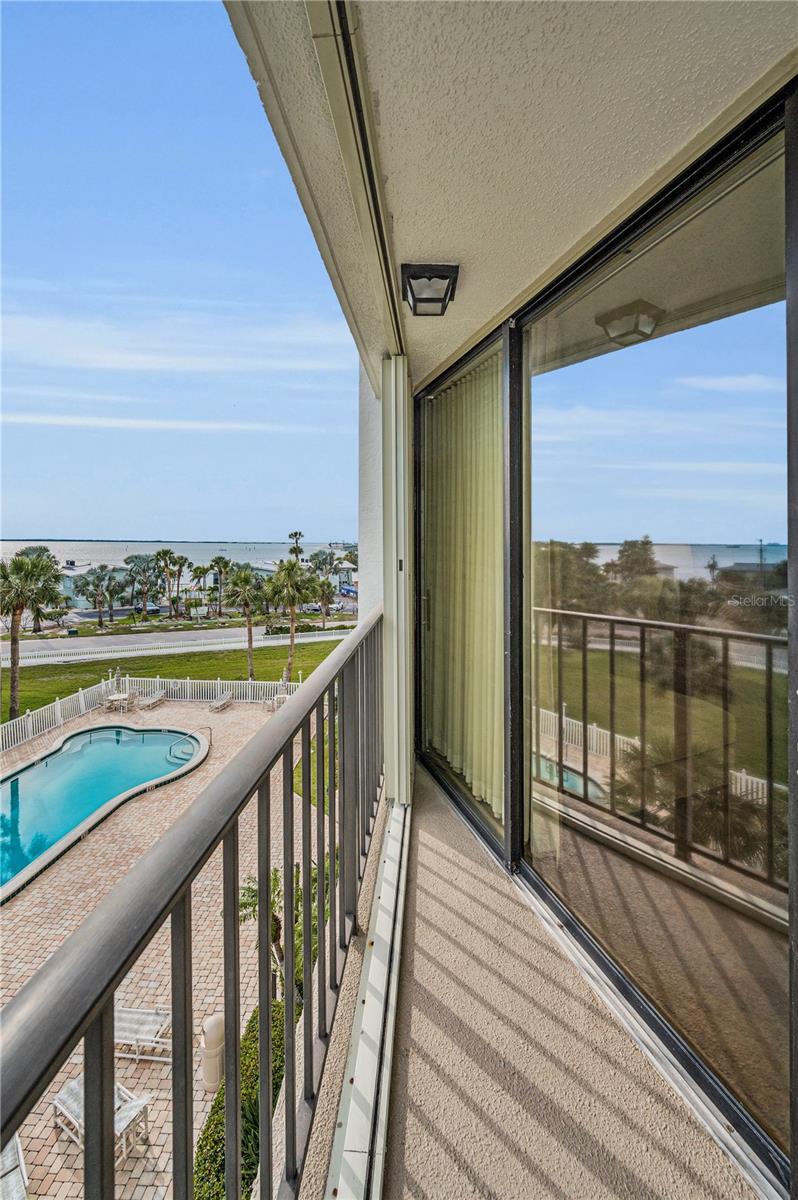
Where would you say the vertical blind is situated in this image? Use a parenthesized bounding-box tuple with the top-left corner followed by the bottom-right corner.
(424, 349, 504, 819)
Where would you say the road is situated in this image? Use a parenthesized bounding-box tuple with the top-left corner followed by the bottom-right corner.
(9, 623, 355, 663)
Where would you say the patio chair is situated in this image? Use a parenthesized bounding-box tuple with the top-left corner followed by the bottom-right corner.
(53, 1075, 150, 1162)
(138, 689, 166, 711)
(115, 1004, 172, 1063)
(209, 691, 232, 712)
(0, 1133, 28, 1199)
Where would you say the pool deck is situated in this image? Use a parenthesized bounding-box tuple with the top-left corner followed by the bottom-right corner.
(0, 700, 312, 1198)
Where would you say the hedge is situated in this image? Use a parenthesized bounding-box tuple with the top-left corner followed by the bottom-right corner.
(194, 1000, 286, 1200)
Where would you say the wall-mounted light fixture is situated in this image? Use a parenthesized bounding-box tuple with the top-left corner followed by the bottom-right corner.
(401, 264, 459, 316)
(595, 299, 664, 346)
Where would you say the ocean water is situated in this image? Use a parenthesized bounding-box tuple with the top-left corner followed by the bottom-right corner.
(0, 539, 343, 571)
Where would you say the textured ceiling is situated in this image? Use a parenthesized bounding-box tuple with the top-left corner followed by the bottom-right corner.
(355, 0, 797, 387)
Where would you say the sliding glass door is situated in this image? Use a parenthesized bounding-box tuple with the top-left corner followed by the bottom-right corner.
(524, 131, 788, 1149)
(416, 99, 793, 1174)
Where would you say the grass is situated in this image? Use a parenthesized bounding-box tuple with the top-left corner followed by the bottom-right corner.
(1, 641, 338, 721)
(535, 643, 788, 783)
(292, 715, 339, 806)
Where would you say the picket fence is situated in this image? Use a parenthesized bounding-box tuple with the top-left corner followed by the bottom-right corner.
(0, 674, 301, 753)
(532, 705, 777, 803)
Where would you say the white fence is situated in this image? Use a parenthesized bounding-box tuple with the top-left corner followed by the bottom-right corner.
(0, 675, 302, 754)
(1, 628, 348, 667)
(533, 705, 778, 803)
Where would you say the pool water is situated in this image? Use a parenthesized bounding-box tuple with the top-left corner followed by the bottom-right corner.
(536, 755, 606, 802)
(0, 727, 198, 887)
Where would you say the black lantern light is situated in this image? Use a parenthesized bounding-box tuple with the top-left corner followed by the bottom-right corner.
(401, 264, 459, 316)
(595, 298, 665, 346)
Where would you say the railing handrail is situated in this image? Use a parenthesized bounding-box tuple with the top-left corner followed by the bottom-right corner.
(533, 605, 788, 645)
(0, 607, 383, 1148)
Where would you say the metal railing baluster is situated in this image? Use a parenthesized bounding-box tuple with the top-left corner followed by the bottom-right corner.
(84, 999, 114, 1200)
(223, 823, 241, 1200)
(673, 628, 691, 861)
(257, 776, 273, 1200)
(282, 746, 297, 1182)
(301, 719, 314, 1101)
(581, 618, 589, 802)
(315, 698, 328, 1040)
(556, 617, 564, 793)
(639, 628, 647, 826)
(171, 892, 193, 1200)
(609, 622, 616, 812)
(721, 638, 731, 864)
(328, 683, 339, 987)
(765, 642, 774, 882)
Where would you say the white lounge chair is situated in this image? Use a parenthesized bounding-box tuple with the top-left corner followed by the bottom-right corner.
(53, 1075, 150, 1162)
(209, 691, 232, 712)
(0, 1133, 28, 1199)
(138, 689, 166, 711)
(115, 1004, 172, 1063)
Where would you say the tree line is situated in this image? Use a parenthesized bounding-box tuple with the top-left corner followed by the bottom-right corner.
(0, 535, 355, 719)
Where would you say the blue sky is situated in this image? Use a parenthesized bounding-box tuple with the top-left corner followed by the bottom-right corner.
(532, 303, 787, 544)
(1, 1, 358, 541)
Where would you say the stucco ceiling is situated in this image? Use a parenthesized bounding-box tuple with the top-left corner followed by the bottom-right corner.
(228, 2, 797, 394)
(355, 0, 797, 388)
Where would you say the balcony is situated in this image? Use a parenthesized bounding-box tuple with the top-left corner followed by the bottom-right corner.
(0, 609, 784, 1200)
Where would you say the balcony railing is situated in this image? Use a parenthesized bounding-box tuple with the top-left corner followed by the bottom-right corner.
(0, 610, 384, 1199)
(532, 607, 787, 889)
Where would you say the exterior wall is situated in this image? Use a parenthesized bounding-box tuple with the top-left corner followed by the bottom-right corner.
(357, 361, 383, 618)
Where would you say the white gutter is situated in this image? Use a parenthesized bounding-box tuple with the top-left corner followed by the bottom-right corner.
(325, 797, 411, 1199)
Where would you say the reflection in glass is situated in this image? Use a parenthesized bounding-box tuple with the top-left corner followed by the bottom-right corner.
(525, 134, 788, 1147)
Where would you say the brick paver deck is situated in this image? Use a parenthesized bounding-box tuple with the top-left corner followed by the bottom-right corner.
(1, 701, 317, 1198)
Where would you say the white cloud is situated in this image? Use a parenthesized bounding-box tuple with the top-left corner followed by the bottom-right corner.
(1, 412, 347, 435)
(596, 461, 784, 475)
(2, 311, 357, 374)
(622, 485, 783, 505)
(532, 403, 781, 442)
(2, 384, 158, 405)
(674, 373, 785, 393)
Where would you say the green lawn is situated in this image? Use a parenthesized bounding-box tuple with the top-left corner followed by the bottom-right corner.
(535, 644, 788, 783)
(1, 642, 338, 721)
(292, 716, 339, 806)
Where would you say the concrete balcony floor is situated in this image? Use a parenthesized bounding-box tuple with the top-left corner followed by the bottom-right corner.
(380, 768, 756, 1200)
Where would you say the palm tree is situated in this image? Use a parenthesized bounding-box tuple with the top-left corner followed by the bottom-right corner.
(137, 559, 163, 620)
(105, 575, 127, 623)
(288, 531, 304, 561)
(1, 551, 64, 719)
(191, 564, 209, 615)
(224, 566, 264, 681)
(209, 555, 232, 617)
(317, 577, 335, 629)
(123, 554, 152, 605)
(616, 735, 767, 866)
(172, 555, 191, 618)
(74, 565, 110, 628)
(153, 549, 177, 617)
(17, 546, 61, 631)
(271, 558, 315, 681)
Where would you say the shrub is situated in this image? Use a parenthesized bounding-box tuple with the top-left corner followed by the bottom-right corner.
(194, 1000, 285, 1200)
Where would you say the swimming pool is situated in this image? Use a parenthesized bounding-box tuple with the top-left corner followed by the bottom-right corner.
(536, 755, 606, 802)
(1, 726, 206, 897)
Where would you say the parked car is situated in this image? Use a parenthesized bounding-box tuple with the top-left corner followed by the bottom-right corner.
(329, 601, 345, 613)
(134, 602, 161, 616)
(302, 603, 322, 613)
